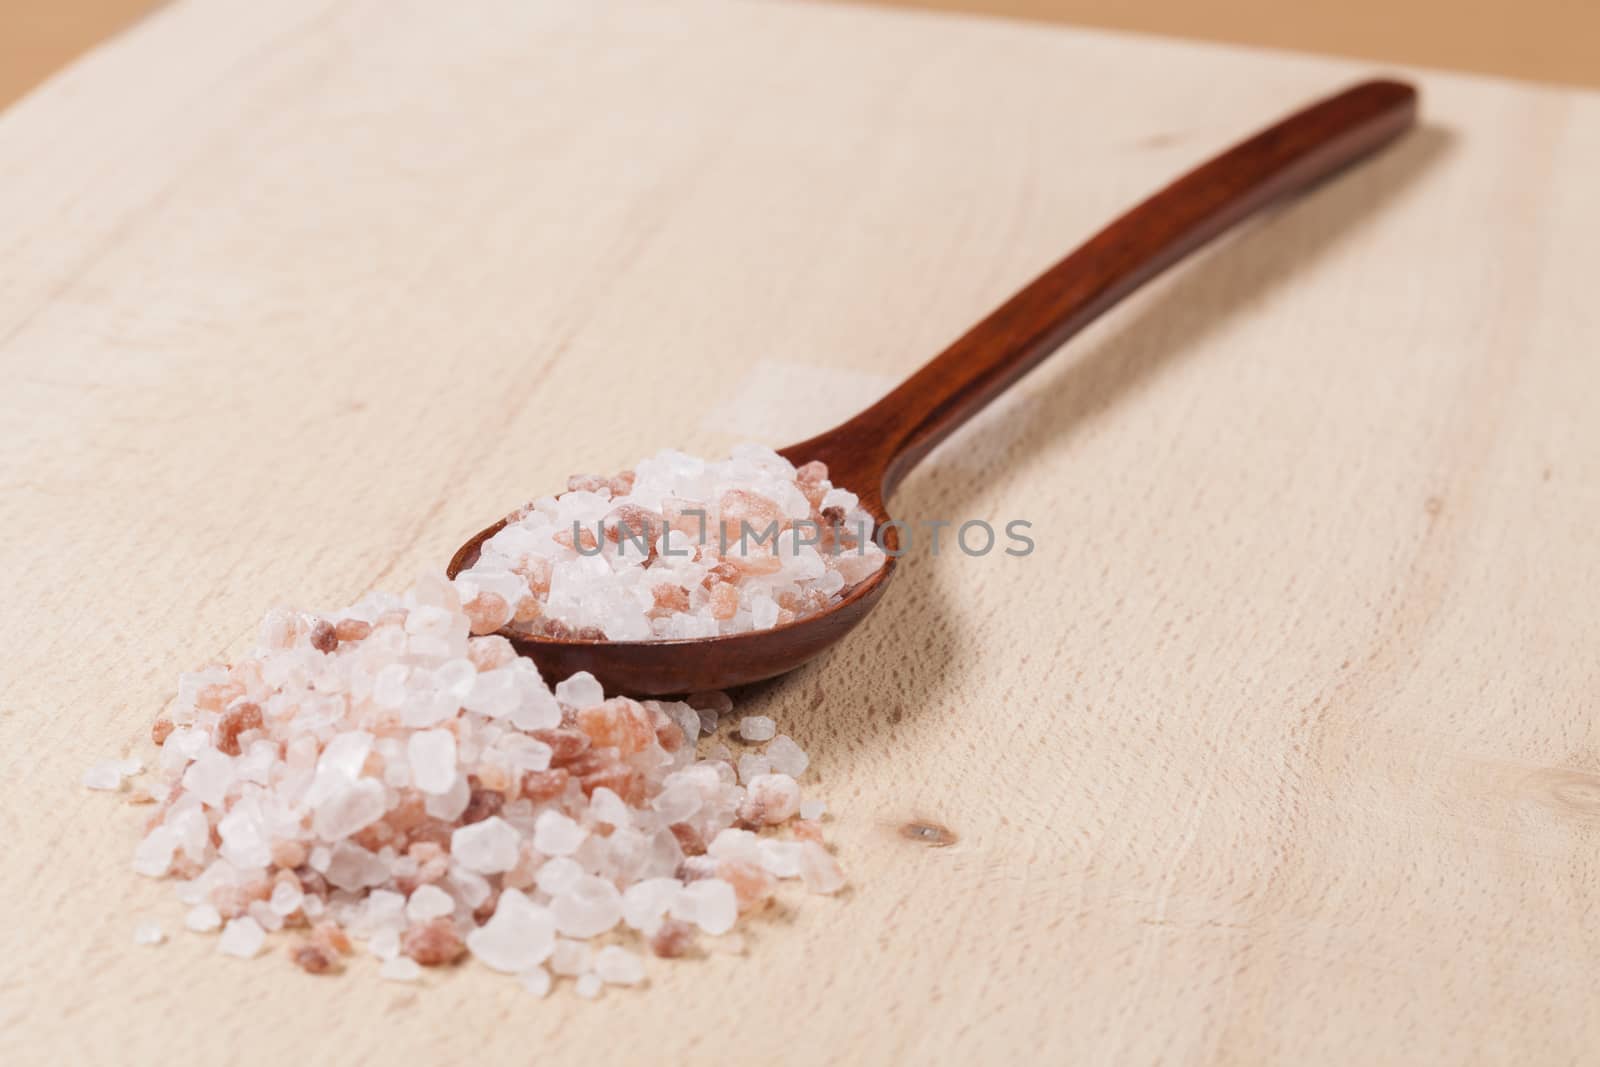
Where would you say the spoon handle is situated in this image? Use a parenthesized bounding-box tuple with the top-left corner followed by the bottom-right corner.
(788, 79, 1416, 499)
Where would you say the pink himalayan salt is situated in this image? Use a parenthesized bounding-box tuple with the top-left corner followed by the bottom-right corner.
(93, 572, 845, 996)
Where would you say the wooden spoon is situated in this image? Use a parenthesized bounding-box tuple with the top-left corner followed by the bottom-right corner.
(449, 78, 1418, 695)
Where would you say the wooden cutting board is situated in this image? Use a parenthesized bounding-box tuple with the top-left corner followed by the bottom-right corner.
(2, 1, 1596, 1062)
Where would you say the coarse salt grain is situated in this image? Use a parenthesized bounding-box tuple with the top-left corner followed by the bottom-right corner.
(738, 716, 776, 742)
(90, 571, 845, 997)
(134, 921, 166, 946)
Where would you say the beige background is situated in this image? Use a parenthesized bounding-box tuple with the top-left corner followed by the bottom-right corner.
(3, 0, 1599, 110)
(3, 0, 1599, 1064)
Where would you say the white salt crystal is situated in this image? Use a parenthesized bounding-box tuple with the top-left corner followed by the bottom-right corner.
(133, 827, 179, 877)
(738, 716, 776, 742)
(554, 671, 605, 709)
(799, 799, 826, 821)
(765, 734, 810, 777)
(380, 956, 422, 982)
(466, 889, 556, 973)
(133, 921, 165, 946)
(308, 845, 332, 873)
(588, 787, 631, 830)
(550, 937, 592, 977)
(676, 879, 738, 935)
(406, 884, 455, 922)
(652, 779, 702, 823)
(707, 828, 762, 864)
(324, 841, 390, 891)
(185, 904, 223, 933)
(533, 810, 585, 856)
(368, 927, 401, 961)
(372, 664, 409, 708)
(622, 877, 681, 931)
(407, 729, 457, 795)
(519, 965, 552, 997)
(798, 841, 846, 894)
(313, 778, 388, 840)
(575, 973, 603, 1000)
(737, 753, 771, 784)
(451, 816, 520, 874)
(269, 879, 304, 916)
(424, 775, 471, 821)
(551, 875, 623, 938)
(83, 760, 126, 791)
(758, 839, 803, 879)
(218, 917, 265, 958)
(182, 750, 236, 809)
(594, 945, 646, 986)
(534, 856, 584, 897)
(249, 899, 284, 932)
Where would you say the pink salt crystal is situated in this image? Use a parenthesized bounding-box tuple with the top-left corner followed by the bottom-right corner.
(649, 919, 696, 958)
(798, 841, 846, 894)
(462, 591, 512, 636)
(708, 583, 739, 621)
(403, 918, 466, 966)
(739, 774, 801, 826)
(292, 942, 340, 975)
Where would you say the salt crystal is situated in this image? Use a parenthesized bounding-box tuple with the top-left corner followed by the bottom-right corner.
(368, 928, 401, 961)
(519, 965, 552, 997)
(186, 904, 223, 933)
(83, 760, 127, 791)
(133, 921, 165, 946)
(465, 889, 556, 973)
(312, 778, 388, 840)
(622, 878, 681, 932)
(738, 716, 776, 742)
(551, 875, 623, 938)
(758, 840, 803, 879)
(407, 729, 457, 795)
(554, 672, 605, 710)
(380, 956, 422, 982)
(133, 827, 178, 877)
(741, 773, 801, 825)
(534, 856, 584, 897)
(575, 973, 603, 1000)
(799, 799, 826, 821)
(406, 884, 455, 922)
(765, 734, 810, 777)
(550, 937, 593, 977)
(675, 879, 738, 936)
(737, 753, 771, 784)
(451, 817, 520, 874)
(269, 880, 304, 916)
(798, 841, 846, 894)
(533, 810, 586, 856)
(182, 750, 236, 808)
(594, 945, 646, 986)
(219, 917, 266, 958)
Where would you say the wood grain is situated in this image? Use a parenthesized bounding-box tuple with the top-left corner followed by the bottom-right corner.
(2, 1, 1598, 1064)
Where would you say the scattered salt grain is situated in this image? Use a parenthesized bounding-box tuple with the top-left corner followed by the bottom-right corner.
(219, 917, 265, 958)
(799, 842, 846, 895)
(466, 889, 556, 974)
(738, 716, 776, 742)
(594, 945, 646, 986)
(134, 921, 165, 946)
(575, 973, 603, 1000)
(765, 735, 810, 777)
(799, 799, 826, 821)
(83, 760, 129, 791)
(186, 904, 223, 933)
(380, 956, 422, 982)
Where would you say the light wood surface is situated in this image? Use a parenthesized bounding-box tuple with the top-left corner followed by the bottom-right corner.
(2, 1, 1597, 1063)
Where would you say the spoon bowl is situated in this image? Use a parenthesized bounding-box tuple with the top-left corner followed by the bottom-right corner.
(448, 79, 1418, 695)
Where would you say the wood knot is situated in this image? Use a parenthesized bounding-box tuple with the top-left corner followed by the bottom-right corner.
(899, 821, 957, 847)
(1527, 768, 1600, 818)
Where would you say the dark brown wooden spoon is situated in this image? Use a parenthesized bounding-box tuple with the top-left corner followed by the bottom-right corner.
(449, 78, 1417, 695)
